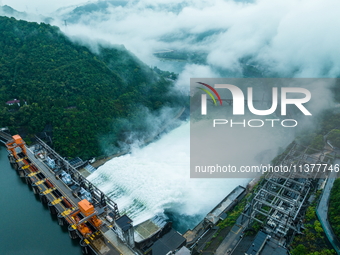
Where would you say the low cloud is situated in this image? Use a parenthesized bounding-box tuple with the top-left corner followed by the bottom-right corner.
(44, 0, 340, 81)
(4, 0, 340, 79)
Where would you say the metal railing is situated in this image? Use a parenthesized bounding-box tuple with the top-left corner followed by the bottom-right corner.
(0, 129, 12, 144)
(35, 136, 120, 219)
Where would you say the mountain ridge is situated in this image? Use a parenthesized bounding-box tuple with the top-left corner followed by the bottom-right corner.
(0, 15, 186, 158)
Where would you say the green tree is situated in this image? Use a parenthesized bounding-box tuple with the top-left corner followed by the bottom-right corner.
(0, 16, 188, 159)
(327, 129, 340, 148)
(292, 244, 307, 255)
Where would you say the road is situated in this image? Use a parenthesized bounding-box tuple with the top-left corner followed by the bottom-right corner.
(317, 161, 340, 255)
(215, 217, 248, 255)
(26, 147, 81, 206)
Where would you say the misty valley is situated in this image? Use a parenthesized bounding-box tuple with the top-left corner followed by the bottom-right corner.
(1, 1, 340, 255)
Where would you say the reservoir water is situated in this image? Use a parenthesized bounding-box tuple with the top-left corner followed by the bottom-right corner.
(0, 146, 82, 255)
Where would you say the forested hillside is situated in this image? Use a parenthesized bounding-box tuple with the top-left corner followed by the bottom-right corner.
(0, 16, 187, 158)
(329, 178, 340, 240)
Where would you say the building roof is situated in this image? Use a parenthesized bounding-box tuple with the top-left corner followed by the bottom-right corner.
(134, 218, 161, 242)
(6, 99, 20, 104)
(152, 229, 186, 255)
(116, 215, 133, 231)
(176, 246, 191, 255)
(246, 231, 268, 255)
(261, 240, 288, 255)
(205, 185, 246, 224)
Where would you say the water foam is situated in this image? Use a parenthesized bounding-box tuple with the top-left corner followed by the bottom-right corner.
(88, 120, 291, 230)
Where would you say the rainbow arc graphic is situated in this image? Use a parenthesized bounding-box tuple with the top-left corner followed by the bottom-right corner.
(197, 82, 223, 106)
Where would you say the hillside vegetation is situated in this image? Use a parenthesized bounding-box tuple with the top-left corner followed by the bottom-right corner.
(329, 178, 340, 240)
(0, 16, 186, 158)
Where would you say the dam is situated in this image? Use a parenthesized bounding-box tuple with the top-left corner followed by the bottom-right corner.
(1, 131, 188, 255)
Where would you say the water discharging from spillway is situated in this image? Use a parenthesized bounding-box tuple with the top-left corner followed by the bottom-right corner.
(88, 121, 292, 232)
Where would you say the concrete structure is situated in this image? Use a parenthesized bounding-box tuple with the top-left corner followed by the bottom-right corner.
(205, 185, 246, 225)
(115, 215, 135, 248)
(2, 131, 184, 255)
(3, 133, 133, 255)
